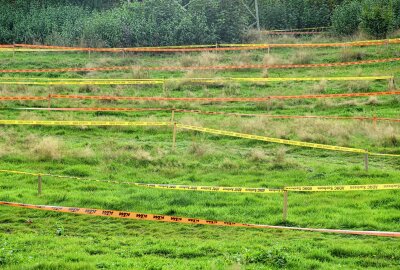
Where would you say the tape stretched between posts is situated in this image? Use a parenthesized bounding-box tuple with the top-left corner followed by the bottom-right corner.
(177, 124, 367, 154)
(267, 27, 330, 32)
(1, 168, 400, 194)
(0, 76, 392, 85)
(2, 38, 399, 51)
(263, 31, 324, 35)
(284, 184, 400, 192)
(0, 120, 398, 157)
(13, 107, 400, 124)
(1, 58, 400, 73)
(0, 201, 399, 237)
(48, 90, 400, 102)
(0, 96, 48, 101)
(0, 120, 171, 127)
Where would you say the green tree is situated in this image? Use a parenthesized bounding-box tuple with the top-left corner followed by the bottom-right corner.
(332, 1, 362, 36)
(361, 0, 395, 38)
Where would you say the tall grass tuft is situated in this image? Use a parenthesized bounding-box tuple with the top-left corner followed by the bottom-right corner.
(32, 137, 63, 160)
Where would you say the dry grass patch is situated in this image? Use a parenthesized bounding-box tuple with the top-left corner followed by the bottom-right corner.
(188, 142, 213, 157)
(233, 52, 252, 65)
(74, 147, 96, 160)
(239, 117, 270, 134)
(184, 69, 213, 79)
(263, 54, 281, 65)
(180, 116, 203, 127)
(365, 96, 379, 105)
(222, 83, 241, 96)
(32, 137, 63, 160)
(134, 148, 153, 161)
(78, 84, 99, 93)
(312, 80, 327, 93)
(291, 50, 314, 65)
(255, 100, 286, 111)
(130, 67, 150, 79)
(180, 52, 220, 67)
(248, 148, 266, 162)
(219, 158, 239, 170)
(340, 49, 366, 62)
(347, 80, 371, 92)
(198, 52, 221, 66)
(85, 57, 114, 68)
(364, 123, 399, 147)
(179, 55, 198, 67)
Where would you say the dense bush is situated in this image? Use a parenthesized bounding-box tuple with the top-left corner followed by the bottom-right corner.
(259, 0, 341, 30)
(331, 1, 362, 36)
(361, 0, 395, 38)
(0, 0, 399, 46)
(395, 0, 400, 28)
(0, 0, 247, 46)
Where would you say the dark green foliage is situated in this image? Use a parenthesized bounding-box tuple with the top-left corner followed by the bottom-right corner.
(258, 0, 399, 36)
(361, 0, 395, 38)
(0, 0, 400, 46)
(395, 0, 400, 28)
(0, 0, 248, 46)
(332, 1, 362, 36)
(259, 0, 340, 30)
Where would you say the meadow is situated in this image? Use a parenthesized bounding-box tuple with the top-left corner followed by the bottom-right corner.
(0, 35, 399, 269)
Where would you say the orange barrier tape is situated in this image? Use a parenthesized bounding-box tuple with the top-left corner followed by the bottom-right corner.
(49, 91, 400, 102)
(3, 38, 398, 51)
(1, 58, 399, 73)
(14, 107, 400, 123)
(1, 201, 399, 237)
(0, 90, 399, 103)
(175, 109, 400, 123)
(10, 43, 268, 52)
(0, 96, 48, 101)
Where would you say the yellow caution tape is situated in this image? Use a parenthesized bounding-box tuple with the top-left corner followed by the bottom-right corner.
(0, 80, 164, 85)
(0, 120, 398, 157)
(0, 169, 40, 176)
(1, 169, 399, 193)
(0, 120, 172, 127)
(177, 124, 367, 154)
(284, 184, 400, 192)
(221, 38, 400, 47)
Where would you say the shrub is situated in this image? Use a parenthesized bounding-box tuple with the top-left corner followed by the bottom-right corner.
(332, 1, 362, 36)
(361, 0, 395, 38)
(0, 0, 248, 47)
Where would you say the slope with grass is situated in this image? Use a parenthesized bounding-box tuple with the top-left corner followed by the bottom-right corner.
(0, 36, 399, 269)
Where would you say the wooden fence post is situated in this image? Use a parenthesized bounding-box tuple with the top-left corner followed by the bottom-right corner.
(48, 94, 52, 108)
(388, 77, 395, 90)
(364, 151, 369, 172)
(172, 122, 177, 150)
(38, 174, 42, 196)
(282, 190, 288, 222)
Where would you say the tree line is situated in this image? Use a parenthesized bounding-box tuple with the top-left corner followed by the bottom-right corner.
(0, 0, 399, 47)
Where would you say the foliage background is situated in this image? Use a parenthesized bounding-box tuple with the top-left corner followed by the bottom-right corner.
(0, 0, 399, 46)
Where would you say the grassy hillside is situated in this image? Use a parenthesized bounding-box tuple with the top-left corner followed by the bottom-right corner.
(0, 37, 399, 269)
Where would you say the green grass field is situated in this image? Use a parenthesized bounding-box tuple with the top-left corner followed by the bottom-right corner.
(0, 37, 399, 269)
